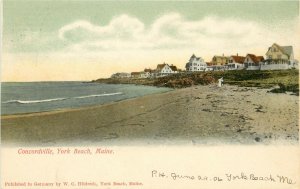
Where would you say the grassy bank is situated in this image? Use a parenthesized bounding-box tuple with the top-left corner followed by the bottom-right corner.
(93, 69, 299, 95)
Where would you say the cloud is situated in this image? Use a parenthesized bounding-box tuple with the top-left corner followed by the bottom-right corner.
(58, 12, 299, 53)
(59, 15, 145, 43)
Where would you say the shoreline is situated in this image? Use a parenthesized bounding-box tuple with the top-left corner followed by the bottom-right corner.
(1, 87, 174, 119)
(1, 84, 298, 146)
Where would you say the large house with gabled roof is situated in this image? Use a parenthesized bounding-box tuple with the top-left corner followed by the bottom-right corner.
(154, 63, 178, 77)
(185, 54, 207, 72)
(211, 55, 229, 66)
(266, 43, 294, 62)
(261, 43, 297, 70)
(227, 54, 246, 70)
(210, 55, 229, 71)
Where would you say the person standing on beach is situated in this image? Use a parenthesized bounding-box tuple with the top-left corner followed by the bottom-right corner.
(218, 77, 224, 87)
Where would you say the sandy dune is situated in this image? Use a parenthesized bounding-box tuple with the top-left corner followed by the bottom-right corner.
(1, 85, 298, 146)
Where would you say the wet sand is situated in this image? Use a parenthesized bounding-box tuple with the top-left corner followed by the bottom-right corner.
(1, 85, 299, 146)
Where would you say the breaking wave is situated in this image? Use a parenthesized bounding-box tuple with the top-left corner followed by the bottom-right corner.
(2, 92, 123, 104)
(74, 92, 123, 99)
(2, 98, 67, 104)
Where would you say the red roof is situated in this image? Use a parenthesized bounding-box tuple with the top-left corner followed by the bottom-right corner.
(246, 54, 265, 64)
(231, 55, 245, 63)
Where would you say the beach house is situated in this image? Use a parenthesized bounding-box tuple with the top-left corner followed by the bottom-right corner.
(169, 65, 178, 73)
(262, 43, 296, 70)
(227, 55, 246, 70)
(154, 63, 178, 77)
(210, 55, 229, 70)
(244, 54, 264, 70)
(140, 69, 152, 78)
(185, 54, 207, 72)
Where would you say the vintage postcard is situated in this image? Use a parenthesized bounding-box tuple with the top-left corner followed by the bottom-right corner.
(1, 0, 299, 188)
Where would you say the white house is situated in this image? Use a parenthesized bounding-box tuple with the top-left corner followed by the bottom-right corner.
(185, 54, 207, 72)
(140, 68, 152, 78)
(227, 55, 245, 70)
(155, 63, 178, 77)
(244, 54, 264, 70)
(140, 72, 149, 78)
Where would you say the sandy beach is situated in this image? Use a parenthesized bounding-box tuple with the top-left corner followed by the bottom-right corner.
(1, 85, 299, 146)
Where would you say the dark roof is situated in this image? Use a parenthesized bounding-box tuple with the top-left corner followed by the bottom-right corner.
(273, 43, 293, 56)
(281, 46, 293, 56)
(169, 65, 177, 71)
(156, 63, 167, 70)
(185, 63, 190, 69)
(144, 68, 152, 72)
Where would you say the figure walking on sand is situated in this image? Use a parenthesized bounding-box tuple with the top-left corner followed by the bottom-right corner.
(218, 77, 224, 87)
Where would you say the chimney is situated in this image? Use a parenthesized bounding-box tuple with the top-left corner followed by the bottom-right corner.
(222, 53, 224, 56)
(237, 53, 238, 56)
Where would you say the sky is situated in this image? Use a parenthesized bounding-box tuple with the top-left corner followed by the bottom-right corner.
(2, 0, 300, 81)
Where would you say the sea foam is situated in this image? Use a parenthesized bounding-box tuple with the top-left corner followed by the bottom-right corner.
(2, 92, 123, 104)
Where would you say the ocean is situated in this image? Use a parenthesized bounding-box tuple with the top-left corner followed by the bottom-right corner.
(1, 82, 172, 115)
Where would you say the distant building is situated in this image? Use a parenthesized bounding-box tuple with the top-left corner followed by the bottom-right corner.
(155, 63, 178, 77)
(211, 55, 229, 66)
(144, 68, 152, 73)
(170, 65, 178, 72)
(111, 72, 131, 78)
(227, 55, 246, 70)
(185, 54, 207, 72)
(244, 54, 264, 70)
(266, 43, 294, 62)
(262, 43, 297, 70)
(140, 69, 152, 78)
(209, 55, 229, 71)
(131, 72, 141, 78)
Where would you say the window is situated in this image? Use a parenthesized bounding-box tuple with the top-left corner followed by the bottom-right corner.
(277, 55, 282, 59)
(268, 55, 272, 59)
